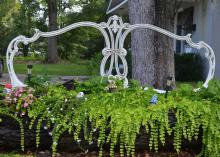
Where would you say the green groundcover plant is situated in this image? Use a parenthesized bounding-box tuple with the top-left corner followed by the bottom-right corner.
(0, 77, 220, 157)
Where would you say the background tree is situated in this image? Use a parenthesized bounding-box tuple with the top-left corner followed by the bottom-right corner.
(0, 0, 20, 55)
(128, 0, 181, 89)
(154, 0, 182, 89)
(47, 0, 59, 63)
(128, 0, 156, 86)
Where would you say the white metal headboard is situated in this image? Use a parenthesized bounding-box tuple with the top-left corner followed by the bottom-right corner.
(6, 15, 215, 92)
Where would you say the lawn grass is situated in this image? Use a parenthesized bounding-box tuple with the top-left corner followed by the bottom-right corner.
(0, 153, 33, 157)
(4, 63, 91, 76)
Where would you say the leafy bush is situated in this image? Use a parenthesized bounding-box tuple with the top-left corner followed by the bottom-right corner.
(0, 78, 220, 157)
(89, 52, 102, 76)
(11, 56, 44, 64)
(4, 87, 35, 116)
(175, 53, 204, 82)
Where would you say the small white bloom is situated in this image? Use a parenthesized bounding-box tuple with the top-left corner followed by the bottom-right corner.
(53, 142, 57, 145)
(144, 87, 149, 91)
(65, 99, 68, 103)
(44, 126, 48, 130)
(49, 132, 52, 136)
(93, 128, 97, 132)
(77, 139, 81, 143)
(60, 108, 63, 111)
(76, 92, 85, 98)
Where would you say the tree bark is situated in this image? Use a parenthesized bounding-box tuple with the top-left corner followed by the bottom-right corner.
(47, 0, 59, 63)
(154, 0, 176, 89)
(128, 0, 156, 86)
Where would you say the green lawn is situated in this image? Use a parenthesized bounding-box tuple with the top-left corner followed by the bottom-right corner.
(0, 153, 33, 157)
(4, 63, 91, 76)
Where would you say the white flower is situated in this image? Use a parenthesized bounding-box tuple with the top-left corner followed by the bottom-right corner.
(144, 87, 149, 91)
(49, 132, 52, 136)
(65, 99, 68, 103)
(53, 142, 57, 145)
(44, 126, 48, 130)
(60, 108, 63, 111)
(77, 139, 81, 143)
(76, 92, 85, 98)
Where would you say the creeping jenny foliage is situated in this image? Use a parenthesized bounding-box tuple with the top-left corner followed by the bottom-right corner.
(0, 77, 220, 157)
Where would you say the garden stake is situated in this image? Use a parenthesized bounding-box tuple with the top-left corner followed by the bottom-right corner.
(165, 76, 173, 99)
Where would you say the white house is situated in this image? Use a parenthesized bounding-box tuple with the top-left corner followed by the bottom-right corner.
(106, 0, 220, 78)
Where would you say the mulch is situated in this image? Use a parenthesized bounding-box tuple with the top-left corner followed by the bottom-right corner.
(1, 150, 198, 157)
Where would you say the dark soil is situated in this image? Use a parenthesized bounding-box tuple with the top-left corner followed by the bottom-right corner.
(0, 150, 198, 157)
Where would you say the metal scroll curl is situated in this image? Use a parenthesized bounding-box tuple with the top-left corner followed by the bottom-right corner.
(6, 15, 215, 93)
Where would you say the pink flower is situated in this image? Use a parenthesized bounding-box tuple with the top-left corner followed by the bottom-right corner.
(23, 103, 29, 108)
(13, 98, 17, 103)
(18, 87, 24, 93)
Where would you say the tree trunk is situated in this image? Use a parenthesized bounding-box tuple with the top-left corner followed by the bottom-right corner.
(128, 0, 156, 86)
(154, 0, 176, 89)
(47, 0, 59, 63)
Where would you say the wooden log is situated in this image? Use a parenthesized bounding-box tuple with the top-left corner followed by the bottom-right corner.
(0, 116, 202, 153)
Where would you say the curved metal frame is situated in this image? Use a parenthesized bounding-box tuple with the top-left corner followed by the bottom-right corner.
(6, 15, 215, 92)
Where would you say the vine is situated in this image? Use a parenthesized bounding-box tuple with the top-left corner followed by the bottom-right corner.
(0, 78, 220, 156)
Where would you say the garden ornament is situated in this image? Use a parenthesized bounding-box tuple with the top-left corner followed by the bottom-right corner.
(6, 15, 215, 93)
(27, 64, 33, 83)
(150, 94, 158, 105)
(165, 76, 173, 98)
(107, 80, 117, 92)
(3, 83, 12, 94)
(76, 92, 85, 99)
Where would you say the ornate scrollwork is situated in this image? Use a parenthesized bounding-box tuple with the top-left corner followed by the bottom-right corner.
(6, 15, 215, 92)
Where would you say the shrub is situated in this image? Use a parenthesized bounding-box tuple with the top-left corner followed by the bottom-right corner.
(175, 53, 204, 82)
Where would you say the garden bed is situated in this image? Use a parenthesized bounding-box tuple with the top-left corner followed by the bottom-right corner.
(0, 77, 220, 157)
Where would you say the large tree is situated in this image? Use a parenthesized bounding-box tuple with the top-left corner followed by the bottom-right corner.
(128, 0, 178, 89)
(128, 0, 156, 86)
(154, 0, 178, 89)
(47, 0, 59, 63)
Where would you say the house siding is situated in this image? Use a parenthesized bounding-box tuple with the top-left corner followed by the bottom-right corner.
(211, 0, 220, 78)
(192, 0, 220, 78)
